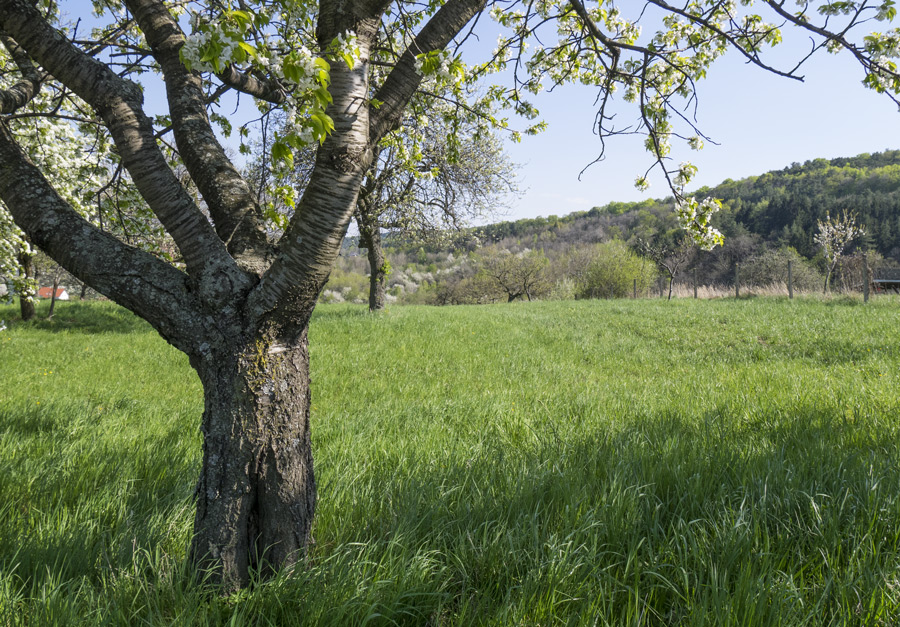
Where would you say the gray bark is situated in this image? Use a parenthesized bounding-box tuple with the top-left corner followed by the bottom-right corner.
(125, 0, 272, 274)
(16, 248, 34, 321)
(357, 210, 386, 311)
(190, 330, 315, 588)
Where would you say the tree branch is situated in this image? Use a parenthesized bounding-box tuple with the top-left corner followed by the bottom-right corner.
(0, 120, 206, 353)
(0, 31, 42, 113)
(124, 0, 273, 274)
(368, 0, 487, 144)
(216, 64, 287, 104)
(0, 0, 246, 298)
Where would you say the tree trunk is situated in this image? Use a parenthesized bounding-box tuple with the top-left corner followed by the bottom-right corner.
(824, 262, 837, 294)
(189, 328, 316, 590)
(17, 249, 34, 321)
(359, 221, 386, 311)
(47, 271, 60, 319)
(667, 275, 674, 300)
(80, 281, 89, 300)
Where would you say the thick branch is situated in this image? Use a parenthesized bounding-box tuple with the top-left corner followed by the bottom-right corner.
(0, 32, 42, 113)
(0, 0, 245, 297)
(124, 0, 272, 274)
(248, 32, 379, 332)
(368, 0, 487, 144)
(216, 65, 287, 104)
(0, 121, 205, 353)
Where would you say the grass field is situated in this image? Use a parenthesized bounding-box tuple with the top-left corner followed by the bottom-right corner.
(1, 296, 899, 625)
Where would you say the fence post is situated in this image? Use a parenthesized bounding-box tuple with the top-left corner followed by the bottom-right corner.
(787, 260, 793, 299)
(863, 252, 870, 303)
(693, 268, 698, 299)
(735, 263, 740, 298)
(633, 278, 637, 299)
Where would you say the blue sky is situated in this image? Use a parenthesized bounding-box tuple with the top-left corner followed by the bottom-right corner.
(459, 13, 900, 223)
(496, 46, 900, 222)
(64, 0, 900, 224)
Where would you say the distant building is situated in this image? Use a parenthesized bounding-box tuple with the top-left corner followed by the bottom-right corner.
(37, 287, 70, 300)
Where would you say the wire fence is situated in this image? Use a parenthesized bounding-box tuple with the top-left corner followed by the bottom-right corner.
(643, 254, 900, 301)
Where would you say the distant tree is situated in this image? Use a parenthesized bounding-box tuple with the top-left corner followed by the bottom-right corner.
(248, 116, 517, 311)
(740, 247, 823, 292)
(814, 211, 866, 294)
(478, 246, 550, 302)
(638, 237, 696, 300)
(355, 122, 517, 311)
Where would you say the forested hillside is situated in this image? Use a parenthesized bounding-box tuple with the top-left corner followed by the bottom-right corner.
(470, 150, 900, 261)
(330, 151, 900, 306)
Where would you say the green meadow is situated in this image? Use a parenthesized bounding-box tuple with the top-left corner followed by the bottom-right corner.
(1, 297, 899, 625)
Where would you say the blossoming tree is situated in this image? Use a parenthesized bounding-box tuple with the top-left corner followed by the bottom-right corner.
(814, 210, 866, 293)
(2, 0, 899, 589)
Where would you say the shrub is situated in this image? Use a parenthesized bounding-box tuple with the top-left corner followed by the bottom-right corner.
(576, 240, 657, 299)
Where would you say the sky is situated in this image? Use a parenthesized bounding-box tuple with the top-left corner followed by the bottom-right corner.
(496, 47, 900, 223)
(463, 17, 900, 223)
(63, 0, 900, 225)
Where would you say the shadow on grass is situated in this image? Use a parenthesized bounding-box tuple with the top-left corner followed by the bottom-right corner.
(3, 399, 898, 623)
(0, 403, 198, 589)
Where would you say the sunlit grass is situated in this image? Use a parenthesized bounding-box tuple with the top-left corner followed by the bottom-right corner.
(1, 296, 899, 625)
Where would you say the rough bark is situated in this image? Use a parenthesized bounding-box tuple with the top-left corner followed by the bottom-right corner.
(0, 0, 247, 296)
(357, 211, 386, 311)
(190, 329, 316, 590)
(0, 31, 42, 113)
(247, 23, 381, 328)
(0, 121, 207, 354)
(17, 248, 34, 321)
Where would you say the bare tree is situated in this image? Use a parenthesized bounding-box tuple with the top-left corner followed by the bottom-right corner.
(479, 246, 551, 302)
(638, 238, 696, 300)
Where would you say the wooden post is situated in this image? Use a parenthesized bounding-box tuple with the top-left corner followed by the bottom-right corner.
(863, 252, 870, 303)
(735, 263, 740, 298)
(693, 268, 698, 299)
(787, 260, 793, 299)
(633, 278, 637, 299)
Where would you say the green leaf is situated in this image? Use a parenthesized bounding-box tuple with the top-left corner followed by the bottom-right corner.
(313, 86, 333, 108)
(238, 42, 258, 60)
(228, 10, 252, 29)
(271, 141, 294, 168)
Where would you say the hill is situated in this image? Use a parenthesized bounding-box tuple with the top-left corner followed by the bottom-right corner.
(326, 150, 900, 305)
(465, 149, 900, 261)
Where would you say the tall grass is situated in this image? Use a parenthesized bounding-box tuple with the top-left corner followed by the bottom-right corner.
(1, 297, 899, 625)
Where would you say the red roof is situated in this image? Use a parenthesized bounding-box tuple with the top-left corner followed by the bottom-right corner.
(37, 287, 68, 299)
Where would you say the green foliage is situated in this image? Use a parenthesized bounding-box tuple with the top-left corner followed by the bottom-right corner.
(458, 150, 900, 268)
(2, 298, 900, 623)
(577, 240, 657, 299)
